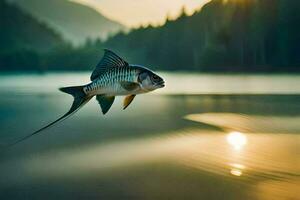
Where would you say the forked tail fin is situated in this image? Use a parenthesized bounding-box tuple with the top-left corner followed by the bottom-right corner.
(9, 85, 92, 146)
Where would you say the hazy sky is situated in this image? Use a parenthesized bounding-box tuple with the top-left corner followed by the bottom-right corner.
(72, 0, 210, 27)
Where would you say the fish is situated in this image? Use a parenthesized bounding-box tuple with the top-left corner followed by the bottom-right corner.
(11, 49, 165, 145)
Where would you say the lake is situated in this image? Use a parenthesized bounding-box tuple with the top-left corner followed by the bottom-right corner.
(0, 72, 299, 200)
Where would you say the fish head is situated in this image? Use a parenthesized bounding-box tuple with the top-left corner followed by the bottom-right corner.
(137, 67, 165, 91)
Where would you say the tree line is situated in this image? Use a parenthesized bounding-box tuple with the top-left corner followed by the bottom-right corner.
(1, 0, 299, 72)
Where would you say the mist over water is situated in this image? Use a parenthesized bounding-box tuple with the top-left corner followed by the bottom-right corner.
(0, 72, 299, 200)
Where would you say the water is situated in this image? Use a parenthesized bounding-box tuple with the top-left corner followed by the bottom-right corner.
(0, 72, 299, 200)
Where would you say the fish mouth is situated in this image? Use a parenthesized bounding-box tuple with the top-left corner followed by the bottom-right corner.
(156, 80, 165, 88)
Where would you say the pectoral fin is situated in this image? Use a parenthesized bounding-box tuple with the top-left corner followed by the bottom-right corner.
(123, 95, 136, 110)
(120, 82, 140, 91)
(96, 95, 115, 114)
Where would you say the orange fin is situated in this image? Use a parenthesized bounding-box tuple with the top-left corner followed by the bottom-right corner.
(123, 95, 136, 110)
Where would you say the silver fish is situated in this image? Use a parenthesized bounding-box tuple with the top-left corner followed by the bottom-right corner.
(12, 49, 165, 145)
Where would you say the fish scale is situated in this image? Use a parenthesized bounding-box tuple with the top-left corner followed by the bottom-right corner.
(85, 66, 137, 96)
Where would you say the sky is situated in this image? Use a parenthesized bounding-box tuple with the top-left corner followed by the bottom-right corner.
(72, 0, 211, 27)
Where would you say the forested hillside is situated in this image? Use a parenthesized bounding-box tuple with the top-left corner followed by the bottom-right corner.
(1, 0, 299, 72)
(0, 0, 64, 70)
(103, 0, 300, 72)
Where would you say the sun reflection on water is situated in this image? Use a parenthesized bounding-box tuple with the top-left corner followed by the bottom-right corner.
(229, 163, 245, 177)
(230, 168, 242, 176)
(226, 132, 247, 177)
(227, 131, 247, 150)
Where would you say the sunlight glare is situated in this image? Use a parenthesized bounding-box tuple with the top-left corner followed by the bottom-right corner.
(229, 163, 245, 177)
(227, 131, 247, 150)
(230, 169, 243, 176)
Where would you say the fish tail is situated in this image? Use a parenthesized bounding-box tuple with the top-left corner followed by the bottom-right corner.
(58, 85, 92, 118)
(59, 85, 86, 98)
(8, 85, 93, 147)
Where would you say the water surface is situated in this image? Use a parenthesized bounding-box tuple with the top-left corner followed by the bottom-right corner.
(0, 73, 299, 200)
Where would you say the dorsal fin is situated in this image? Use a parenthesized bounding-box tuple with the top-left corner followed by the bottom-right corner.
(90, 49, 128, 81)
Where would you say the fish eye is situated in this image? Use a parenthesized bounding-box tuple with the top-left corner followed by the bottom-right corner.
(152, 75, 159, 80)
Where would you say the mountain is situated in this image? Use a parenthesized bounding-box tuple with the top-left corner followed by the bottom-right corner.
(103, 0, 300, 72)
(0, 0, 66, 70)
(11, 0, 126, 45)
(1, 0, 299, 72)
(0, 0, 63, 53)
